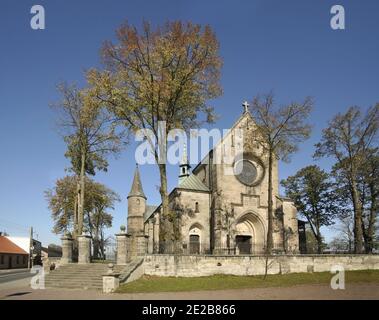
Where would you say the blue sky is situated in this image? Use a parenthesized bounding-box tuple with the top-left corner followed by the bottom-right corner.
(0, 0, 378, 245)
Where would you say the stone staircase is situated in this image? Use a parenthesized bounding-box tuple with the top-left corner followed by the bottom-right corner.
(119, 258, 144, 283)
(45, 263, 126, 290)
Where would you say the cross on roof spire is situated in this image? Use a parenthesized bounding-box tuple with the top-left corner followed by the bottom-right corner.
(242, 101, 250, 113)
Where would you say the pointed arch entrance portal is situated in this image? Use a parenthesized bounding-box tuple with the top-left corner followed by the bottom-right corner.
(234, 212, 265, 254)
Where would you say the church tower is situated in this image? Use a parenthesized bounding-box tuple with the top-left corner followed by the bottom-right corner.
(179, 142, 191, 185)
(127, 164, 146, 236)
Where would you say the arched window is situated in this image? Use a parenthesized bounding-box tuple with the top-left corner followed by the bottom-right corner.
(195, 202, 199, 213)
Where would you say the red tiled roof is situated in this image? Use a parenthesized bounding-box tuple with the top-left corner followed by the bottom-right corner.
(0, 236, 28, 255)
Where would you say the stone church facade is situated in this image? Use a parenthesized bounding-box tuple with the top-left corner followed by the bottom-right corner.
(126, 106, 302, 256)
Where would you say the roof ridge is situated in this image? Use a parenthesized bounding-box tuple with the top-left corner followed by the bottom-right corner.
(0, 236, 28, 255)
(178, 173, 209, 191)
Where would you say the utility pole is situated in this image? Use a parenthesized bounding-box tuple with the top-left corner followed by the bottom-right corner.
(28, 227, 33, 269)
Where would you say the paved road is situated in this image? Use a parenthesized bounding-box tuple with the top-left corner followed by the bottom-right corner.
(0, 283, 378, 300)
(0, 269, 34, 292)
(0, 270, 32, 283)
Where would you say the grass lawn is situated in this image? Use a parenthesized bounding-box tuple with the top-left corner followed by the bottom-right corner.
(116, 270, 379, 293)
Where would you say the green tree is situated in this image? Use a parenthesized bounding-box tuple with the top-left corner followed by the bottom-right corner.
(45, 175, 120, 252)
(305, 230, 326, 254)
(360, 150, 379, 253)
(332, 149, 379, 253)
(52, 83, 124, 236)
(315, 105, 379, 253)
(249, 92, 313, 253)
(84, 181, 120, 259)
(86, 20, 222, 246)
(45, 175, 77, 234)
(281, 165, 339, 253)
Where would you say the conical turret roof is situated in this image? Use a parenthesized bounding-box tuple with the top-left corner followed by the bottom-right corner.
(128, 165, 146, 199)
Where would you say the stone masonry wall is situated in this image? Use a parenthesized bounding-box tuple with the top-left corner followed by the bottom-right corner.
(143, 254, 379, 277)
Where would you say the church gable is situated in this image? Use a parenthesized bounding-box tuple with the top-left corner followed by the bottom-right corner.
(138, 103, 300, 255)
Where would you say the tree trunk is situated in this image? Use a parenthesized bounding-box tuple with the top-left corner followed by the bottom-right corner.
(351, 181, 364, 253)
(93, 226, 100, 260)
(78, 152, 86, 235)
(266, 150, 274, 254)
(316, 229, 322, 254)
(100, 231, 105, 259)
(365, 187, 377, 253)
(73, 183, 79, 238)
(158, 163, 170, 252)
(314, 214, 322, 254)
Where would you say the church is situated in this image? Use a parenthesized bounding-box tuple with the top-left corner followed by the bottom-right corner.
(126, 103, 304, 255)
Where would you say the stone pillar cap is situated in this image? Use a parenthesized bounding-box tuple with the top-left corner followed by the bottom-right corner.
(102, 272, 121, 277)
(103, 263, 121, 277)
(77, 234, 92, 239)
(115, 232, 131, 237)
(135, 234, 149, 238)
(61, 236, 73, 240)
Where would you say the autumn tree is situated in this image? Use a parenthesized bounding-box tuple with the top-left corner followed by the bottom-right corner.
(52, 83, 124, 236)
(45, 175, 119, 256)
(249, 92, 313, 253)
(86, 20, 222, 245)
(314, 105, 379, 253)
(281, 165, 339, 253)
(45, 175, 77, 234)
(84, 181, 120, 259)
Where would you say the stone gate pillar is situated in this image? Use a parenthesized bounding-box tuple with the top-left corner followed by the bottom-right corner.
(61, 235, 73, 264)
(116, 231, 131, 265)
(78, 234, 91, 264)
(147, 220, 154, 253)
(135, 235, 149, 257)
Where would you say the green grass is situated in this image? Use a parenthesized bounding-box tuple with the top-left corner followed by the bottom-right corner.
(116, 270, 379, 293)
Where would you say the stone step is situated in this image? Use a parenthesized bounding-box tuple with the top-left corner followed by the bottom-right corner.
(45, 283, 102, 290)
(54, 266, 124, 271)
(45, 275, 104, 280)
(46, 273, 106, 278)
(48, 270, 110, 274)
(47, 273, 105, 277)
(45, 279, 103, 284)
(45, 279, 103, 286)
(55, 266, 114, 270)
(46, 282, 103, 287)
(53, 268, 124, 272)
(44, 262, 127, 290)
(46, 274, 104, 278)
